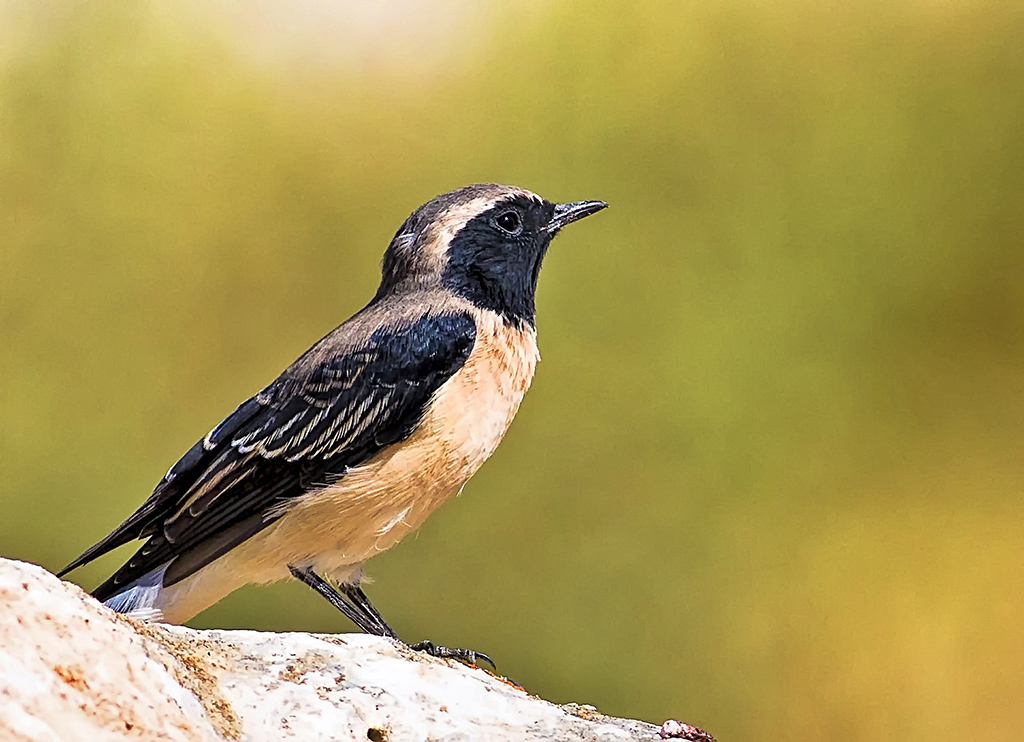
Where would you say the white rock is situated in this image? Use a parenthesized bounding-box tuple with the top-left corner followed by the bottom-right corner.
(0, 558, 704, 742)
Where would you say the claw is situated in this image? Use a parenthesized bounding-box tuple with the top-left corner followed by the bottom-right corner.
(410, 639, 496, 670)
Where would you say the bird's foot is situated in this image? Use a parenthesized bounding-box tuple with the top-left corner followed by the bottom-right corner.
(409, 639, 495, 670)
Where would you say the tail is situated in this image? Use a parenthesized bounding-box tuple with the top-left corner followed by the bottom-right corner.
(100, 563, 169, 621)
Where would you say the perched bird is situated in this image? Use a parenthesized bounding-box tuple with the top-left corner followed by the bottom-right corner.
(59, 183, 606, 663)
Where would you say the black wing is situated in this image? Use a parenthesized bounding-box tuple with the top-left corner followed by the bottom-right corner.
(59, 311, 477, 600)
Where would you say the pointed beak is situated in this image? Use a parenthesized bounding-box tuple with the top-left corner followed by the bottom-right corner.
(546, 200, 608, 234)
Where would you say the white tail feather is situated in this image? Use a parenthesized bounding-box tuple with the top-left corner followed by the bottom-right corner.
(102, 563, 169, 621)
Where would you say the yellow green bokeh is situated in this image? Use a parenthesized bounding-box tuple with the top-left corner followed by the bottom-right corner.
(3, 2, 1023, 739)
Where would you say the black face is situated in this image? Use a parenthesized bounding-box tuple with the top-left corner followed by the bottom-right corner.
(440, 196, 557, 328)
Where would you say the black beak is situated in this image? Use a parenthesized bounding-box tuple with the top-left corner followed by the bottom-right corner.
(547, 200, 608, 234)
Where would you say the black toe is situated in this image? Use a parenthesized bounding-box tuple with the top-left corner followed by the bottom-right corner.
(410, 640, 495, 670)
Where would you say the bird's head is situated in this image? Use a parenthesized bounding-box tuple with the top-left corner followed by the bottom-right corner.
(374, 184, 606, 327)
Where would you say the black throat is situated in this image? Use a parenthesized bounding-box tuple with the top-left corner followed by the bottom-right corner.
(440, 198, 556, 328)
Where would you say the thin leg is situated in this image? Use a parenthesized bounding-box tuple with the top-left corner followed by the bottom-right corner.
(288, 564, 495, 669)
(338, 583, 398, 639)
(288, 565, 388, 637)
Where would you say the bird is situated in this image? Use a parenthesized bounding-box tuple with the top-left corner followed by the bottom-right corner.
(59, 183, 606, 665)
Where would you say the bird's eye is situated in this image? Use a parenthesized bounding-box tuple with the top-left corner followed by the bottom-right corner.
(493, 210, 522, 236)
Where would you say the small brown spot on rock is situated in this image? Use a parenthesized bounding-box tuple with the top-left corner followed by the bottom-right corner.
(53, 665, 89, 692)
(367, 728, 388, 742)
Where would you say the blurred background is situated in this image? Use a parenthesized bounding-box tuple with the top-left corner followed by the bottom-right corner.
(2, 0, 1023, 739)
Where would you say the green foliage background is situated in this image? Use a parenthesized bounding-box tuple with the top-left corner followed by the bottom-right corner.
(3, 1, 1023, 739)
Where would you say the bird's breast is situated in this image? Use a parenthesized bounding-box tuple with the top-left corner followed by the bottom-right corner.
(421, 311, 540, 474)
(283, 310, 539, 569)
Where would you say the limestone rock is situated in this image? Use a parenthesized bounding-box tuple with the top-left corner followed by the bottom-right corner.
(0, 558, 710, 741)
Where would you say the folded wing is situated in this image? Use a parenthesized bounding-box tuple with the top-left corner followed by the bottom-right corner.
(58, 311, 478, 600)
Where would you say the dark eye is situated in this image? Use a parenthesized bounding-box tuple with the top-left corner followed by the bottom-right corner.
(493, 210, 522, 236)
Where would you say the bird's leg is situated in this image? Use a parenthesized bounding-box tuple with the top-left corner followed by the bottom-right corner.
(336, 582, 399, 639)
(288, 564, 494, 669)
(288, 565, 393, 637)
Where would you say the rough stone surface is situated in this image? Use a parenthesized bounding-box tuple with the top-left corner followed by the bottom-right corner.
(0, 558, 706, 742)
